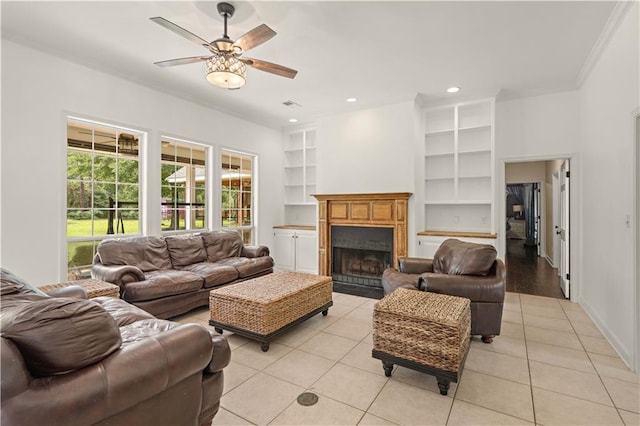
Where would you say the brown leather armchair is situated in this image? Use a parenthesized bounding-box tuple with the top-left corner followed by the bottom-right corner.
(1, 268, 230, 426)
(382, 239, 506, 343)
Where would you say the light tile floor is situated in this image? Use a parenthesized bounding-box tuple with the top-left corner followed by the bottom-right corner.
(174, 292, 640, 425)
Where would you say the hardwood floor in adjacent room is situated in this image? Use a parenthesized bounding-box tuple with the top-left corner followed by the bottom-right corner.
(505, 238, 566, 299)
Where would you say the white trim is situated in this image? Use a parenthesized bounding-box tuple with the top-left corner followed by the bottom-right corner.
(633, 107, 640, 373)
(220, 148, 258, 243)
(545, 255, 555, 268)
(158, 135, 211, 235)
(577, 1, 635, 87)
(63, 113, 148, 281)
(499, 153, 578, 301)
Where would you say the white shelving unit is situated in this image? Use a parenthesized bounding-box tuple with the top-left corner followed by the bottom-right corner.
(284, 128, 316, 205)
(423, 99, 495, 235)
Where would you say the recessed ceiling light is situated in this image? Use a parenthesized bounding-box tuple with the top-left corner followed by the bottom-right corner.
(346, 97, 357, 103)
(289, 118, 298, 123)
(447, 87, 460, 93)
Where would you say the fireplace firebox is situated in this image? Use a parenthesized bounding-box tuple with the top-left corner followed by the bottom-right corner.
(331, 226, 393, 299)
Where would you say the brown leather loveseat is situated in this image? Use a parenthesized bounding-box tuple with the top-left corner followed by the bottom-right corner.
(92, 229, 274, 318)
(1, 268, 230, 426)
(382, 239, 506, 343)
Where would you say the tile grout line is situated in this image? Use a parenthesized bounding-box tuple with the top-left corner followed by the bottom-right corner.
(519, 293, 539, 426)
(559, 302, 628, 424)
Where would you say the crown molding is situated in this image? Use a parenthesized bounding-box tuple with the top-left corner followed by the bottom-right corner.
(577, 1, 636, 88)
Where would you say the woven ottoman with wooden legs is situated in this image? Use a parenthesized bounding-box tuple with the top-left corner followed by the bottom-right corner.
(372, 287, 471, 395)
(209, 271, 333, 352)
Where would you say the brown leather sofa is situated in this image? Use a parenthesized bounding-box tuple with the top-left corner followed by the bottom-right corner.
(92, 229, 274, 318)
(382, 239, 506, 343)
(1, 268, 230, 426)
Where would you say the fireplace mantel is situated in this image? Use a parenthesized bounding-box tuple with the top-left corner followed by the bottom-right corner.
(312, 192, 412, 276)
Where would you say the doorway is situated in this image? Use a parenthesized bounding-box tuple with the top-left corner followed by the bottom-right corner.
(504, 160, 569, 299)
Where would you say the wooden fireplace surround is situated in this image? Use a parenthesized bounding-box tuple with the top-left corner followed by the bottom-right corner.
(312, 193, 412, 276)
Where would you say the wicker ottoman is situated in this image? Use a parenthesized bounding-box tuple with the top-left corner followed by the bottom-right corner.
(209, 271, 333, 351)
(40, 278, 120, 299)
(372, 287, 471, 395)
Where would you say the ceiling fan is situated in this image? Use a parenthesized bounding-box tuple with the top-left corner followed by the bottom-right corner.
(151, 2, 297, 90)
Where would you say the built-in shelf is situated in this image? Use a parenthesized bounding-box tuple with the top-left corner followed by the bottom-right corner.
(424, 200, 491, 205)
(423, 98, 495, 235)
(425, 128, 455, 136)
(425, 152, 455, 158)
(418, 230, 496, 238)
(284, 128, 318, 227)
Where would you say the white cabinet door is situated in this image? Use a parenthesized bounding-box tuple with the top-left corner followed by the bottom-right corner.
(417, 237, 443, 259)
(295, 230, 318, 274)
(273, 230, 296, 271)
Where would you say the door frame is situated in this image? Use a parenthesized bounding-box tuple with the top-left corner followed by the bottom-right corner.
(499, 154, 579, 301)
(559, 160, 571, 298)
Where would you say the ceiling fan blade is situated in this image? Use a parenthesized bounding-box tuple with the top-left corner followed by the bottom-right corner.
(154, 56, 211, 67)
(233, 24, 276, 52)
(241, 57, 297, 79)
(150, 17, 215, 51)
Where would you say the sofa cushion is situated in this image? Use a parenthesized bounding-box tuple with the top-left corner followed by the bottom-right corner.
(121, 270, 203, 302)
(180, 263, 239, 288)
(200, 230, 243, 262)
(433, 238, 497, 276)
(97, 237, 172, 272)
(119, 318, 181, 346)
(0, 298, 121, 377)
(1, 268, 48, 297)
(91, 296, 157, 326)
(216, 256, 275, 278)
(165, 234, 208, 269)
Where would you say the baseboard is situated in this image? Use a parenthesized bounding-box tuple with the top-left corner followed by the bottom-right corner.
(580, 298, 636, 372)
(544, 255, 556, 268)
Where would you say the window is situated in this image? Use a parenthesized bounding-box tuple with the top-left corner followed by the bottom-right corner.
(221, 150, 254, 243)
(66, 118, 142, 280)
(161, 138, 208, 232)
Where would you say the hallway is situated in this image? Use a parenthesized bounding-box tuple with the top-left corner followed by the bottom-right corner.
(505, 239, 565, 299)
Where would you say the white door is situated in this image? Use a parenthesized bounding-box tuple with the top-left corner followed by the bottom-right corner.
(559, 160, 571, 298)
(273, 230, 296, 271)
(552, 171, 561, 268)
(295, 231, 318, 274)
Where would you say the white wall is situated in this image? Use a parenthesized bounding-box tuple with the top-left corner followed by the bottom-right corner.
(316, 101, 417, 195)
(495, 91, 580, 264)
(577, 2, 639, 368)
(1, 39, 283, 284)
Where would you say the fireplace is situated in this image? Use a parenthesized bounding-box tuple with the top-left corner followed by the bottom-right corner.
(331, 226, 393, 298)
(313, 192, 412, 299)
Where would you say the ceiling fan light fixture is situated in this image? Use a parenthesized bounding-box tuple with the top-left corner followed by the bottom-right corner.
(206, 55, 246, 89)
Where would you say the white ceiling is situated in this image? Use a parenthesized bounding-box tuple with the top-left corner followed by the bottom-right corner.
(1, 1, 616, 129)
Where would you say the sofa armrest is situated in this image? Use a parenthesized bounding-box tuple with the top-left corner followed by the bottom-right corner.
(241, 245, 270, 258)
(92, 263, 144, 287)
(399, 257, 434, 274)
(419, 272, 505, 303)
(1, 324, 215, 426)
(44, 285, 88, 299)
(205, 329, 231, 373)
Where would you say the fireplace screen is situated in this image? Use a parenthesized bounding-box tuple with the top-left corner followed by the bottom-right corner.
(331, 226, 393, 290)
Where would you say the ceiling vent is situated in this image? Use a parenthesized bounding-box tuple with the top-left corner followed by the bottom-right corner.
(282, 100, 302, 108)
